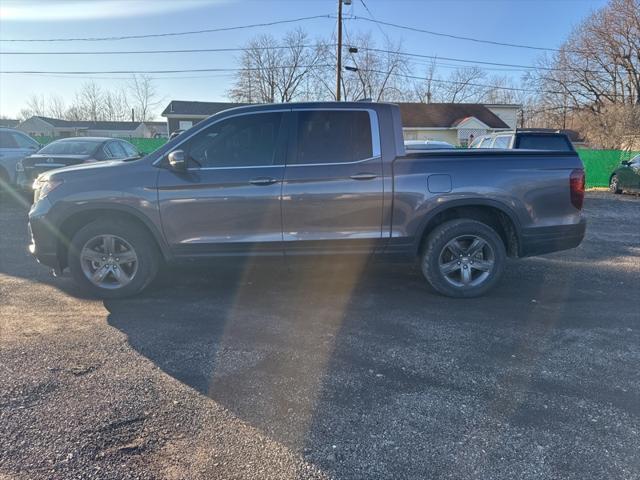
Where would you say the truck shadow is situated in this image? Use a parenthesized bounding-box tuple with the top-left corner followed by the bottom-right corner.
(104, 253, 640, 478)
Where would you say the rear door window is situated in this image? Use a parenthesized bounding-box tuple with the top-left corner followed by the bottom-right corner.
(294, 110, 373, 164)
(104, 142, 126, 159)
(120, 141, 139, 157)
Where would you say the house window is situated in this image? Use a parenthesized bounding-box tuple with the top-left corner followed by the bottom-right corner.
(179, 120, 193, 130)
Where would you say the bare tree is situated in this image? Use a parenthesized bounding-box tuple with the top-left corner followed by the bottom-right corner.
(308, 31, 411, 102)
(19, 94, 47, 120)
(48, 94, 67, 119)
(75, 81, 104, 121)
(345, 32, 410, 102)
(229, 29, 322, 103)
(103, 88, 130, 121)
(436, 67, 487, 103)
(128, 74, 161, 121)
(529, 0, 640, 145)
(413, 58, 439, 103)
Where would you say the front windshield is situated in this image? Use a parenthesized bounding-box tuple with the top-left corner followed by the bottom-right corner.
(38, 140, 99, 155)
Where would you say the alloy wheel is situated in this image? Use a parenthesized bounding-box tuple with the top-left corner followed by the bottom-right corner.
(438, 234, 495, 288)
(80, 234, 139, 289)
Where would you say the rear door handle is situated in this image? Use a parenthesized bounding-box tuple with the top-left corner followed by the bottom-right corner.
(350, 173, 377, 181)
(249, 177, 278, 186)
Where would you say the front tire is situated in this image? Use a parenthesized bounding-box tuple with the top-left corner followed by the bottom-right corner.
(421, 219, 506, 298)
(609, 174, 622, 194)
(68, 219, 160, 298)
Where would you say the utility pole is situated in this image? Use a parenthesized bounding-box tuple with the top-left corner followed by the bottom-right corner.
(336, 0, 351, 101)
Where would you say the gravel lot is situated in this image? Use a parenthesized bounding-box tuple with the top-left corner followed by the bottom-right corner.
(1, 191, 639, 480)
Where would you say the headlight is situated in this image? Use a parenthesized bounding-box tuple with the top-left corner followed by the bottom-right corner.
(33, 177, 63, 202)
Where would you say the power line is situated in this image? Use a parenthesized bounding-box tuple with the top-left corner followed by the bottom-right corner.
(348, 16, 568, 53)
(2, 63, 616, 96)
(0, 45, 322, 55)
(358, 0, 391, 43)
(4, 72, 238, 81)
(356, 67, 625, 97)
(2, 43, 605, 75)
(352, 46, 609, 75)
(0, 15, 333, 42)
(0, 65, 333, 75)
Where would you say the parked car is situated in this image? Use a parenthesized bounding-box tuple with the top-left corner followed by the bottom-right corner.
(469, 130, 575, 151)
(404, 140, 455, 151)
(609, 154, 640, 193)
(17, 137, 141, 190)
(27, 102, 586, 299)
(0, 128, 40, 190)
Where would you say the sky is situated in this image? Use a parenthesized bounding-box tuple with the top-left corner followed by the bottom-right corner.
(0, 0, 609, 119)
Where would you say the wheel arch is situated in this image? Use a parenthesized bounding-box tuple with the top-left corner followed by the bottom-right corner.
(415, 199, 522, 258)
(56, 205, 170, 270)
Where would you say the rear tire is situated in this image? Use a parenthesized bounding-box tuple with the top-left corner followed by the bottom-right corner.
(609, 174, 622, 194)
(68, 219, 160, 298)
(421, 219, 506, 298)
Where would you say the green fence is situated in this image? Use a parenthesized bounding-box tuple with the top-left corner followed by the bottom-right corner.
(127, 138, 167, 154)
(577, 149, 639, 188)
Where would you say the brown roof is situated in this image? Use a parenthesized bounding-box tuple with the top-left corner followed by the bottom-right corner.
(397, 103, 509, 129)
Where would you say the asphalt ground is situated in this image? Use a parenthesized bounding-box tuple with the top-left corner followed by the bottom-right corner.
(1, 191, 639, 479)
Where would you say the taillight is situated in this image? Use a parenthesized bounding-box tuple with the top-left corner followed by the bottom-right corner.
(570, 168, 585, 210)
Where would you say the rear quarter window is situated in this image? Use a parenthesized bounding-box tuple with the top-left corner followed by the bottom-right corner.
(478, 137, 493, 148)
(516, 135, 573, 151)
(492, 136, 512, 149)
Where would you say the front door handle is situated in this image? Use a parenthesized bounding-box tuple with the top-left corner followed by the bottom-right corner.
(350, 173, 377, 181)
(249, 177, 278, 186)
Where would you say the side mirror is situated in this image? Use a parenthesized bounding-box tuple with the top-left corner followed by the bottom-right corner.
(621, 160, 630, 166)
(167, 150, 186, 171)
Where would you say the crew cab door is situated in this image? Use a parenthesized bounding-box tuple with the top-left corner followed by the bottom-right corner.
(281, 109, 384, 254)
(157, 110, 288, 256)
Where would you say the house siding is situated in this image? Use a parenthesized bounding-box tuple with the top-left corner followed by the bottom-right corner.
(402, 129, 460, 145)
(17, 117, 57, 137)
(485, 106, 519, 129)
(167, 117, 206, 134)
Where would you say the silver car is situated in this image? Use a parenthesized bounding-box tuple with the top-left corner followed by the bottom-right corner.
(0, 128, 40, 189)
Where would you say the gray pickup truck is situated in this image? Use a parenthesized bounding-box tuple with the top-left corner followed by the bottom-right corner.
(28, 102, 586, 298)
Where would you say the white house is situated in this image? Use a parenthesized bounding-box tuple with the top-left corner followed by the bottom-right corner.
(398, 103, 519, 146)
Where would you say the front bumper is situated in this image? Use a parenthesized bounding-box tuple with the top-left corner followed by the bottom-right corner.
(520, 218, 587, 257)
(28, 197, 61, 270)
